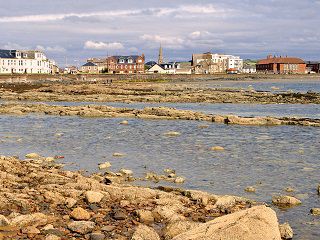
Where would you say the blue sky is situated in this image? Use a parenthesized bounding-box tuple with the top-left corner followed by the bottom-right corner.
(0, 0, 319, 66)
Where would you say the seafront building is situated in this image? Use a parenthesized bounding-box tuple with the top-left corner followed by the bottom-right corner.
(256, 55, 306, 74)
(81, 54, 145, 74)
(306, 61, 320, 73)
(192, 53, 243, 74)
(0, 49, 55, 74)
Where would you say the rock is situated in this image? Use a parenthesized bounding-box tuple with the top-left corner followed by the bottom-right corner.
(98, 162, 111, 170)
(164, 221, 201, 239)
(90, 232, 106, 240)
(101, 225, 116, 232)
(164, 131, 181, 137)
(272, 196, 301, 207)
(164, 168, 175, 174)
(45, 234, 61, 240)
(113, 210, 127, 220)
(120, 169, 133, 175)
(131, 224, 160, 240)
(10, 212, 49, 227)
(279, 223, 293, 239)
(113, 153, 125, 157)
(318, 184, 320, 195)
(172, 206, 281, 240)
(245, 186, 256, 193)
(214, 196, 236, 212)
(0, 214, 10, 227)
(285, 187, 294, 193)
(65, 197, 77, 208)
(67, 221, 96, 234)
(42, 224, 54, 230)
(70, 207, 91, 220)
(22, 226, 40, 234)
(135, 210, 154, 223)
(85, 191, 105, 204)
(120, 120, 129, 125)
(210, 146, 225, 151)
(45, 157, 55, 162)
(25, 153, 41, 159)
(174, 177, 185, 184)
(310, 208, 320, 215)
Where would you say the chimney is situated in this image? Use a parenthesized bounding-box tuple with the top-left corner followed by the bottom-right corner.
(267, 55, 272, 59)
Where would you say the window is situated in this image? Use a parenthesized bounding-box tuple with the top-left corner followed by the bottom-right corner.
(119, 59, 125, 63)
(128, 58, 133, 64)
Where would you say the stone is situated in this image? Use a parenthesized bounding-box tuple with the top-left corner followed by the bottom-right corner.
(25, 153, 41, 159)
(22, 226, 40, 234)
(119, 169, 133, 175)
(164, 168, 175, 174)
(45, 157, 55, 162)
(90, 232, 106, 240)
(174, 177, 185, 184)
(42, 224, 54, 231)
(67, 221, 96, 234)
(113, 210, 127, 220)
(101, 225, 116, 232)
(65, 197, 77, 208)
(120, 120, 129, 125)
(99, 162, 111, 170)
(310, 208, 320, 215)
(214, 196, 236, 212)
(272, 196, 301, 207)
(0, 214, 10, 227)
(164, 221, 201, 239)
(318, 184, 320, 195)
(45, 234, 61, 240)
(279, 223, 293, 239)
(245, 186, 256, 193)
(210, 146, 225, 151)
(164, 131, 181, 137)
(113, 153, 125, 157)
(131, 224, 160, 240)
(10, 212, 49, 227)
(285, 187, 294, 193)
(70, 207, 91, 220)
(172, 206, 281, 240)
(135, 210, 154, 223)
(85, 191, 105, 204)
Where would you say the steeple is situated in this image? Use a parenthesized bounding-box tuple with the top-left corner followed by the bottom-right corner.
(158, 44, 163, 64)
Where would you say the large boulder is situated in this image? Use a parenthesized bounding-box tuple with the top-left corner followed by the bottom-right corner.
(172, 206, 281, 240)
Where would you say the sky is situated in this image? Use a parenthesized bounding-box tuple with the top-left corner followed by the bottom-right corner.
(0, 0, 319, 66)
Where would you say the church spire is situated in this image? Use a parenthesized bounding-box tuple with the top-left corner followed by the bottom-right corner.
(158, 44, 163, 64)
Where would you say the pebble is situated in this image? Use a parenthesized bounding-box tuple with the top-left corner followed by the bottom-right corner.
(113, 210, 127, 220)
(25, 153, 41, 159)
(70, 207, 91, 220)
(67, 221, 96, 234)
(90, 232, 106, 240)
(120, 120, 129, 125)
(119, 169, 133, 175)
(98, 162, 111, 170)
(101, 225, 116, 232)
(174, 177, 185, 184)
(310, 208, 320, 215)
(284, 187, 294, 193)
(244, 186, 256, 193)
(85, 191, 105, 204)
(164, 131, 181, 137)
(210, 146, 225, 151)
(65, 197, 77, 208)
(113, 153, 125, 157)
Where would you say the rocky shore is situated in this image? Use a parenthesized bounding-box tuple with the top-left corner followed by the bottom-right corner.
(1, 82, 320, 104)
(1, 103, 320, 127)
(0, 155, 288, 239)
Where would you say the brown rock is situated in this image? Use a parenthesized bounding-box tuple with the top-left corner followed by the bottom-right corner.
(135, 210, 154, 223)
(164, 221, 201, 239)
(70, 207, 91, 220)
(131, 224, 160, 240)
(85, 191, 105, 204)
(279, 223, 293, 239)
(272, 196, 301, 207)
(22, 226, 40, 234)
(67, 221, 96, 234)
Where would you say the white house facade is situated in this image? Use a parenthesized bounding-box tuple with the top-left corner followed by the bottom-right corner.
(0, 49, 54, 74)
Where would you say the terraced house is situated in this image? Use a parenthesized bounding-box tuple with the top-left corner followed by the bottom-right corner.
(0, 49, 55, 74)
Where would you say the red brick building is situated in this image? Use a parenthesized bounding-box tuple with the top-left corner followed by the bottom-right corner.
(256, 55, 306, 74)
(106, 55, 145, 74)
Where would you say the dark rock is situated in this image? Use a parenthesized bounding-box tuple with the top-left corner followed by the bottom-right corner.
(113, 210, 127, 220)
(90, 232, 105, 240)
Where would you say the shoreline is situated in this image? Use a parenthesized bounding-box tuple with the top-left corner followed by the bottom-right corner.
(0, 103, 320, 127)
(0, 155, 286, 239)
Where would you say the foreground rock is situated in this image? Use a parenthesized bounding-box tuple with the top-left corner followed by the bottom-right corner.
(131, 224, 160, 240)
(172, 206, 281, 240)
(279, 223, 294, 239)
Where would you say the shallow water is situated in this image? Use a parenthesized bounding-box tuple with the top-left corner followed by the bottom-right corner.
(193, 79, 320, 93)
(0, 114, 320, 239)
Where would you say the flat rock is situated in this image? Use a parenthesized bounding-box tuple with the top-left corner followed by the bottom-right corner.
(135, 210, 154, 223)
(272, 196, 301, 207)
(67, 221, 96, 234)
(25, 153, 41, 159)
(10, 212, 49, 227)
(70, 207, 91, 220)
(85, 191, 105, 204)
(22, 226, 40, 234)
(113, 210, 127, 220)
(90, 232, 106, 240)
(172, 206, 281, 240)
(131, 224, 160, 240)
(164, 221, 201, 239)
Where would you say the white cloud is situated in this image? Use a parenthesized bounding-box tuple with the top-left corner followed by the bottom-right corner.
(36, 45, 66, 53)
(188, 31, 212, 40)
(84, 40, 124, 50)
(1, 42, 28, 50)
(140, 34, 185, 49)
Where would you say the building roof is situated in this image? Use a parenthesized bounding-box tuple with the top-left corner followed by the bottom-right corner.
(257, 57, 305, 65)
(0, 50, 15, 58)
(109, 55, 144, 64)
(82, 62, 97, 67)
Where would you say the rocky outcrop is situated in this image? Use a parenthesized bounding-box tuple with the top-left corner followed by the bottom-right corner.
(172, 206, 281, 240)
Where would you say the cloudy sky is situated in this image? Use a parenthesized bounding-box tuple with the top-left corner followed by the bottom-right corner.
(1, 0, 319, 66)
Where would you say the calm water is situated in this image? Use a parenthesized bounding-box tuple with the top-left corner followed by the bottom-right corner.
(193, 79, 320, 93)
(0, 114, 320, 239)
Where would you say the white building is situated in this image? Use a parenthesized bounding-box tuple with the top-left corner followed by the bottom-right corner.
(147, 63, 180, 74)
(0, 49, 55, 74)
